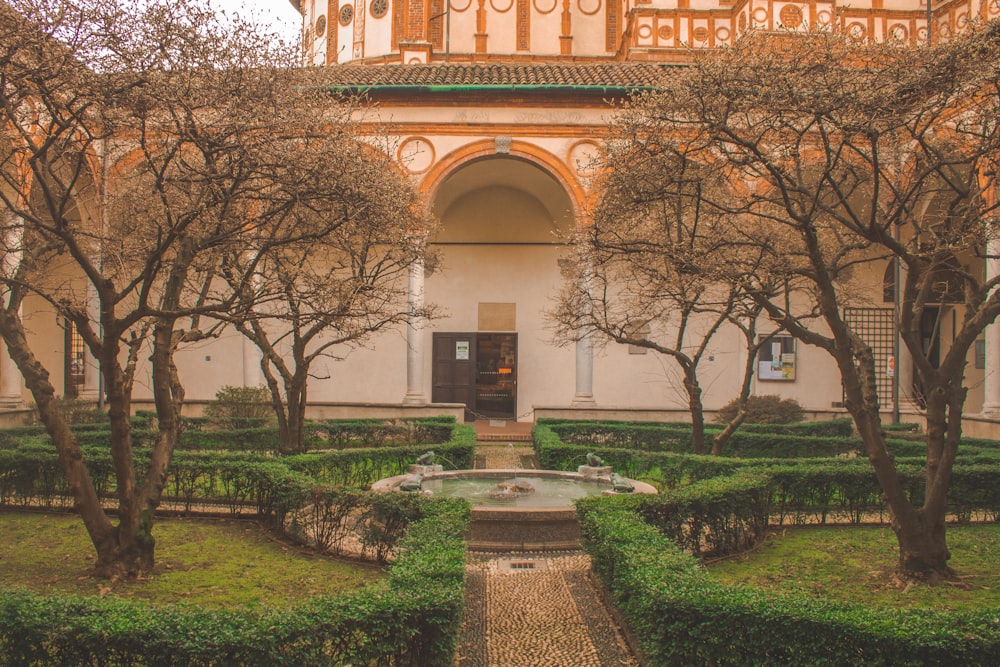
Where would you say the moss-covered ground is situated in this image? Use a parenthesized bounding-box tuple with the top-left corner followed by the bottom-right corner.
(0, 510, 383, 608)
(706, 524, 1000, 611)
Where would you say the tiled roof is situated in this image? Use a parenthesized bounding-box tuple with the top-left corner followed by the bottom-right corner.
(321, 62, 669, 90)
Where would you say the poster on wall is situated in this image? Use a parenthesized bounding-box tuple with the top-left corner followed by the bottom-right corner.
(456, 340, 470, 360)
(757, 335, 796, 381)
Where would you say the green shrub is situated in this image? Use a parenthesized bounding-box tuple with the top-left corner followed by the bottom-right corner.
(46, 398, 106, 425)
(204, 385, 273, 429)
(715, 394, 805, 424)
(578, 497, 1000, 666)
(0, 495, 470, 667)
(739, 418, 854, 438)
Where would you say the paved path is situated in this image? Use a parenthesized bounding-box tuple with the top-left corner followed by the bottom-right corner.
(454, 434, 639, 667)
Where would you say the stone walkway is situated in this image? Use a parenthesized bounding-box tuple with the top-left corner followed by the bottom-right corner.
(453, 435, 639, 667)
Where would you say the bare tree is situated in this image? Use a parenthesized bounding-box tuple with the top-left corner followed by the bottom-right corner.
(552, 136, 777, 454)
(222, 132, 431, 454)
(610, 25, 1000, 581)
(0, 0, 384, 578)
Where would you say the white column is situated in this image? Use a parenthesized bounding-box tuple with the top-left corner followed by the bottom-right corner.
(571, 262, 596, 406)
(982, 237, 1000, 416)
(242, 335, 262, 387)
(0, 212, 23, 407)
(403, 257, 427, 404)
(571, 332, 595, 405)
(0, 340, 22, 407)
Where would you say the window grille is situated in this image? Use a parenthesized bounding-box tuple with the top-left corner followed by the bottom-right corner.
(843, 308, 895, 409)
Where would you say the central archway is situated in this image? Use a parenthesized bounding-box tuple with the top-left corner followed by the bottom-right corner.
(424, 150, 578, 421)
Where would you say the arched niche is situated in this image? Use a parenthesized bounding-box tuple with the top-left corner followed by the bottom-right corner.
(431, 156, 574, 244)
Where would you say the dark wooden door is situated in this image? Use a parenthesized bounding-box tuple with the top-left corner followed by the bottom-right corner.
(432, 333, 476, 420)
(474, 333, 517, 419)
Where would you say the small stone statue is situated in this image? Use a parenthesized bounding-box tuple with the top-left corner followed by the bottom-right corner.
(611, 473, 635, 493)
(416, 451, 436, 465)
(400, 473, 423, 492)
(586, 452, 603, 468)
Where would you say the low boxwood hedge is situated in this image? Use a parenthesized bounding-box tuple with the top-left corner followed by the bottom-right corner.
(0, 422, 475, 511)
(540, 421, 863, 458)
(0, 495, 470, 667)
(578, 500, 1000, 666)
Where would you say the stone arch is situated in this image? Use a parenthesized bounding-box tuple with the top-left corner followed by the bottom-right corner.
(419, 139, 587, 224)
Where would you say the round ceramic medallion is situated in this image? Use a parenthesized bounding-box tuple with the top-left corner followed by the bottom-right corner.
(658, 24, 674, 40)
(398, 137, 435, 174)
(779, 4, 803, 28)
(692, 26, 709, 42)
(567, 140, 601, 177)
(534, 0, 557, 14)
(578, 0, 601, 16)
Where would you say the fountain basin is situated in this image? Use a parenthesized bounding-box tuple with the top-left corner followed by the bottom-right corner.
(372, 469, 656, 551)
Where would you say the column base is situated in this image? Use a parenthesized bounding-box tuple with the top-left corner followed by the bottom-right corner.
(402, 392, 428, 405)
(0, 397, 23, 410)
(981, 403, 1000, 419)
(77, 389, 99, 402)
(570, 394, 596, 407)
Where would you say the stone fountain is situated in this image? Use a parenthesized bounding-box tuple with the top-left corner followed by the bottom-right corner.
(372, 450, 655, 550)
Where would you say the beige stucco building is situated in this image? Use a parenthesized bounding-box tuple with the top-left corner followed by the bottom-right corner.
(3, 0, 999, 429)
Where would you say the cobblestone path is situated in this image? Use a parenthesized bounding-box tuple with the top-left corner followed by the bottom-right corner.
(455, 551, 638, 667)
(454, 439, 639, 667)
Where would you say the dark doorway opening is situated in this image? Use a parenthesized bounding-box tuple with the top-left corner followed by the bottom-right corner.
(432, 332, 517, 420)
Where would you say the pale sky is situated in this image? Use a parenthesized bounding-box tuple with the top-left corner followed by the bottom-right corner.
(212, 0, 303, 46)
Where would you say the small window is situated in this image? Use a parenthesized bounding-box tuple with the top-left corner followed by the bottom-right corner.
(315, 15, 327, 36)
(339, 4, 354, 25)
(63, 319, 86, 398)
(370, 0, 388, 18)
(757, 334, 796, 381)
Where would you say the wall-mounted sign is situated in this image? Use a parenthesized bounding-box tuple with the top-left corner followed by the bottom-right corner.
(757, 334, 796, 381)
(456, 340, 470, 360)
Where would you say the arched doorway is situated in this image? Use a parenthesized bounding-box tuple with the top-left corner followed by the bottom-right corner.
(426, 154, 576, 420)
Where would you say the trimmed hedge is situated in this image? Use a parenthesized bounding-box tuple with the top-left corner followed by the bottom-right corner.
(0, 495, 470, 667)
(3, 415, 459, 455)
(0, 423, 475, 510)
(540, 421, 863, 458)
(578, 501, 1000, 666)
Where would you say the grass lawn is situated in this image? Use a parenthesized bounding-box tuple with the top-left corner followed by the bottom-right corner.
(0, 510, 384, 609)
(706, 524, 1000, 611)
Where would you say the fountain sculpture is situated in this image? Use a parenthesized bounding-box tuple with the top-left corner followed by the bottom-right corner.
(372, 449, 655, 550)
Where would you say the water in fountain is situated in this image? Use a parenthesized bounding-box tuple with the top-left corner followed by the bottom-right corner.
(488, 443, 535, 501)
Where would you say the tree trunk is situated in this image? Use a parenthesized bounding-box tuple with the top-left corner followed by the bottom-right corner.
(892, 509, 951, 579)
(711, 332, 758, 456)
(683, 367, 706, 455)
(0, 309, 132, 576)
(837, 344, 954, 581)
(278, 374, 308, 454)
(711, 410, 746, 456)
